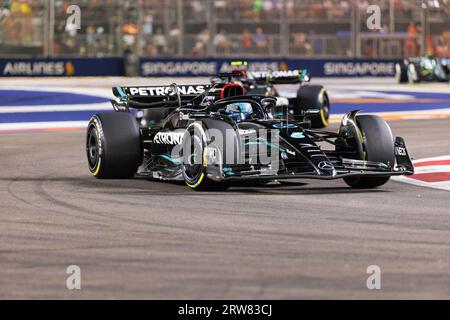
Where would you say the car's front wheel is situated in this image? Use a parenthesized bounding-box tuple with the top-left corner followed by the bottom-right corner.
(342, 115, 395, 189)
(181, 123, 229, 191)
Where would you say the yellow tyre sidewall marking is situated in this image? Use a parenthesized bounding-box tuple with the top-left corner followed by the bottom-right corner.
(319, 108, 328, 127)
(319, 88, 329, 127)
(356, 126, 366, 160)
(91, 117, 103, 177)
(92, 158, 102, 176)
(186, 122, 208, 189)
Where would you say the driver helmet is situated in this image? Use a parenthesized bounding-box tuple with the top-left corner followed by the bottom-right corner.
(224, 102, 253, 122)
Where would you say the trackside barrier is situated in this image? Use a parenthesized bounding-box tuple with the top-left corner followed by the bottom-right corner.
(140, 58, 402, 77)
(0, 58, 124, 77)
(0, 57, 401, 77)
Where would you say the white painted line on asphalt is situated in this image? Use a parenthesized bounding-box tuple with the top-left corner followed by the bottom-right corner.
(392, 155, 450, 191)
(0, 121, 88, 131)
(0, 102, 112, 113)
(393, 176, 450, 191)
(329, 108, 450, 122)
(0, 85, 113, 99)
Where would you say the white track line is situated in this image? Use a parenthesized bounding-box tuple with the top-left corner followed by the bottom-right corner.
(329, 108, 450, 122)
(0, 102, 112, 113)
(409, 155, 450, 162)
(393, 176, 450, 191)
(392, 155, 450, 191)
(0, 121, 88, 131)
(0, 86, 112, 99)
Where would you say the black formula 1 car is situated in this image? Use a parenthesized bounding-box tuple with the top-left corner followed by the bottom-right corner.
(135, 62, 330, 129)
(86, 82, 414, 191)
(222, 61, 331, 128)
(396, 56, 450, 83)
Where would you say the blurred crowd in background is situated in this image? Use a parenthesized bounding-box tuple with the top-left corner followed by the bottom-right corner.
(1, 0, 450, 58)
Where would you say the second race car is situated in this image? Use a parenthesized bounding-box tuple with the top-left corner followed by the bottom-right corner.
(221, 61, 331, 128)
(396, 56, 450, 83)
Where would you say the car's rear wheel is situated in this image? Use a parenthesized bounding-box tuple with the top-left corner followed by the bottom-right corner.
(407, 64, 420, 83)
(181, 123, 229, 191)
(296, 85, 330, 128)
(395, 63, 408, 83)
(313, 91, 330, 128)
(86, 112, 141, 179)
(343, 115, 395, 189)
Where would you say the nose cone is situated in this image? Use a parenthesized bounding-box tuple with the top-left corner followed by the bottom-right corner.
(316, 161, 336, 176)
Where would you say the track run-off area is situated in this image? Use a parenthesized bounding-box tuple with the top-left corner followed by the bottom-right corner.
(0, 77, 449, 298)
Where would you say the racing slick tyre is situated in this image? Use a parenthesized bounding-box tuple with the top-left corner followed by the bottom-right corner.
(343, 115, 395, 189)
(181, 123, 229, 191)
(407, 64, 420, 83)
(86, 112, 141, 179)
(296, 85, 330, 129)
(395, 63, 408, 83)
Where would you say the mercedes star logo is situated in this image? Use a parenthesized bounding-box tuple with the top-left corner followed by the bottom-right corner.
(318, 161, 334, 171)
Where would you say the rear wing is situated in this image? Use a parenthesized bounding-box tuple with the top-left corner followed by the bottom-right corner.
(112, 84, 210, 109)
(440, 58, 450, 66)
(250, 69, 310, 84)
(216, 71, 245, 82)
(405, 57, 421, 64)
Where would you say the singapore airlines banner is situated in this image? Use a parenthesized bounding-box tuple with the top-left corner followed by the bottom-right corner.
(140, 58, 401, 77)
(0, 57, 399, 77)
(0, 58, 124, 77)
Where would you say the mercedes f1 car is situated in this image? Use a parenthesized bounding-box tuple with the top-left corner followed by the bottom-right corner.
(222, 61, 331, 128)
(86, 82, 414, 191)
(396, 56, 450, 83)
(135, 62, 330, 129)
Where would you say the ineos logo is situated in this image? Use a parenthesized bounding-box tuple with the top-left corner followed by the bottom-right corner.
(318, 161, 334, 171)
(395, 147, 407, 156)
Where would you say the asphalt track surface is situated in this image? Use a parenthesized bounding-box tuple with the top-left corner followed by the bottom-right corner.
(1, 118, 449, 299)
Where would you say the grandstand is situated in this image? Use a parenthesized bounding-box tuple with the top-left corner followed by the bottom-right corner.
(2, 0, 450, 302)
(1, 0, 450, 59)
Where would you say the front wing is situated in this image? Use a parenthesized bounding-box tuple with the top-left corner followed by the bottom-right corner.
(207, 137, 414, 182)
